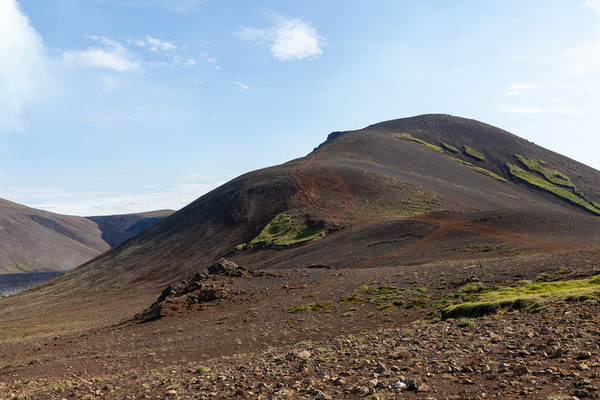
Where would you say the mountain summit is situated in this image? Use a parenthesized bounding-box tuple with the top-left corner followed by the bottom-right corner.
(13, 114, 600, 302)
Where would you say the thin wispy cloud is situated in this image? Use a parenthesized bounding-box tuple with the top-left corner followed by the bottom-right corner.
(562, 1, 600, 74)
(140, 35, 177, 52)
(239, 16, 325, 61)
(20, 182, 224, 215)
(63, 35, 140, 72)
(504, 82, 540, 96)
(232, 81, 251, 90)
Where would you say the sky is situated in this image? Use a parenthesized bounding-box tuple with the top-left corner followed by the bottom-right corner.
(1, 0, 600, 216)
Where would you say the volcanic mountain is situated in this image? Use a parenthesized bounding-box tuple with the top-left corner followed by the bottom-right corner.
(3, 114, 600, 398)
(56, 114, 600, 283)
(0, 198, 173, 274)
(5, 114, 600, 324)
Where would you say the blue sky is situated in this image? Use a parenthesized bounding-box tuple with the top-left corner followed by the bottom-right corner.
(1, 0, 600, 215)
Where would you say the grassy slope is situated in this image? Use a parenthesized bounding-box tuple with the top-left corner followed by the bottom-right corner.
(246, 210, 325, 249)
(463, 145, 485, 161)
(440, 275, 600, 319)
(506, 163, 600, 216)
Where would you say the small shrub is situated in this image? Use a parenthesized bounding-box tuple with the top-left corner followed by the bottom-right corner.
(338, 294, 366, 304)
(194, 367, 209, 374)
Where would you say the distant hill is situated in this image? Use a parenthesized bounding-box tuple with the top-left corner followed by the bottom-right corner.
(86, 210, 173, 248)
(0, 198, 173, 273)
(0, 198, 109, 273)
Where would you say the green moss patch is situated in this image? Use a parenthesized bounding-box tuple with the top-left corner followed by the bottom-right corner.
(515, 155, 574, 188)
(440, 275, 600, 320)
(287, 302, 332, 314)
(441, 142, 458, 153)
(338, 294, 366, 304)
(395, 133, 444, 153)
(506, 163, 600, 216)
(453, 159, 507, 182)
(247, 210, 326, 249)
(463, 145, 485, 161)
(349, 284, 428, 313)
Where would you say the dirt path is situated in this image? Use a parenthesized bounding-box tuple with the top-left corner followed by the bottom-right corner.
(351, 214, 578, 269)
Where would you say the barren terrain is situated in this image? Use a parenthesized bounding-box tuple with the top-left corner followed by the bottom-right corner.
(2, 115, 600, 399)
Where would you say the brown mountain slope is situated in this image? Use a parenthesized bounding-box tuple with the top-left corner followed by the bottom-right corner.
(0, 198, 110, 273)
(3, 114, 600, 337)
(0, 198, 174, 274)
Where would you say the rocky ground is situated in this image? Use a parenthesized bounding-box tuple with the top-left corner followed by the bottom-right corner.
(3, 299, 600, 399)
(2, 250, 600, 400)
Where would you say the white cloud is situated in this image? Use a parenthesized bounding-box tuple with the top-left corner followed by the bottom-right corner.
(584, 0, 600, 14)
(0, 0, 49, 132)
(503, 82, 540, 97)
(239, 16, 325, 61)
(504, 90, 520, 97)
(171, 54, 196, 66)
(507, 83, 540, 90)
(543, 97, 566, 103)
(21, 182, 224, 215)
(232, 81, 251, 91)
(561, 2, 600, 74)
(145, 35, 177, 52)
(63, 36, 140, 72)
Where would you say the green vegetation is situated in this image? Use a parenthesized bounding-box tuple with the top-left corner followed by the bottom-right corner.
(506, 163, 600, 216)
(463, 145, 485, 161)
(440, 275, 600, 320)
(143, 310, 160, 322)
(463, 244, 511, 253)
(457, 320, 475, 328)
(453, 159, 507, 182)
(441, 142, 458, 153)
(346, 284, 428, 313)
(246, 210, 326, 249)
(338, 294, 366, 304)
(287, 302, 332, 314)
(394, 134, 508, 185)
(515, 154, 574, 188)
(194, 367, 209, 374)
(395, 133, 444, 153)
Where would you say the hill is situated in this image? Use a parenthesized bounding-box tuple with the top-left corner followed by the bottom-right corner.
(25, 114, 600, 289)
(2, 114, 600, 399)
(0, 198, 109, 273)
(86, 209, 174, 248)
(0, 198, 173, 274)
